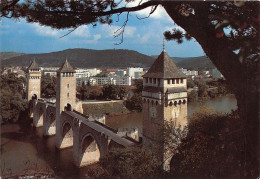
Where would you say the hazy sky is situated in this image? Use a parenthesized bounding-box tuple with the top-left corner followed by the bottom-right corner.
(0, 4, 205, 57)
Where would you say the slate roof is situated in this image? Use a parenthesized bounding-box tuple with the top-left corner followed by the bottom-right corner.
(143, 51, 186, 78)
(57, 59, 75, 73)
(27, 59, 39, 72)
(143, 86, 187, 93)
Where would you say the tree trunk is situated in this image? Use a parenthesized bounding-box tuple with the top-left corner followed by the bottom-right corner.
(234, 60, 259, 177)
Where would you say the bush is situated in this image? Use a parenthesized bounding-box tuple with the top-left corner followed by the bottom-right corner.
(100, 147, 162, 178)
(126, 93, 142, 111)
(188, 90, 198, 102)
(170, 110, 244, 178)
(0, 73, 28, 123)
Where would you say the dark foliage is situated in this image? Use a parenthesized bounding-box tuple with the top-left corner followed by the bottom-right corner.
(100, 147, 163, 178)
(125, 93, 142, 112)
(170, 110, 244, 178)
(41, 74, 56, 98)
(0, 73, 28, 123)
(102, 84, 127, 100)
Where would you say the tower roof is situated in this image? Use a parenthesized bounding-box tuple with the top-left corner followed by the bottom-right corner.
(27, 59, 39, 72)
(58, 59, 75, 73)
(143, 51, 186, 78)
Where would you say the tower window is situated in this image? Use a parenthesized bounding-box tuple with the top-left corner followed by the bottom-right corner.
(181, 79, 183, 83)
(145, 78, 148, 83)
(67, 84, 69, 88)
(153, 78, 156, 84)
(167, 79, 170, 84)
(172, 79, 175, 84)
(176, 79, 179, 84)
(67, 93, 69, 97)
(157, 79, 160, 86)
(149, 78, 152, 83)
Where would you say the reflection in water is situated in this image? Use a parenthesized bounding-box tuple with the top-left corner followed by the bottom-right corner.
(1, 95, 237, 178)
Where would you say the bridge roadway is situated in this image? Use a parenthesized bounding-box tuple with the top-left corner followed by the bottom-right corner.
(64, 110, 134, 147)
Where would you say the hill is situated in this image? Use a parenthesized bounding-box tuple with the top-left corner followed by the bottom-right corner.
(2, 48, 216, 70)
(176, 56, 215, 70)
(0, 52, 25, 61)
(1, 49, 155, 68)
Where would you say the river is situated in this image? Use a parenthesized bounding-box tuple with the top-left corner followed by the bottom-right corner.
(0, 95, 237, 178)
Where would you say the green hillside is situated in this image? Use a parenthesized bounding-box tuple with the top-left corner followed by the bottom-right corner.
(2, 49, 155, 68)
(0, 52, 25, 61)
(2, 48, 216, 70)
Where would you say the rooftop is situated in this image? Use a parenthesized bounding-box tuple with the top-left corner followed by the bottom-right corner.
(57, 59, 75, 73)
(27, 59, 39, 72)
(143, 51, 186, 79)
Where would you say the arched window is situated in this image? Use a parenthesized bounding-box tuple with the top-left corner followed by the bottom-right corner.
(183, 99, 186, 104)
(67, 84, 69, 88)
(67, 93, 69, 97)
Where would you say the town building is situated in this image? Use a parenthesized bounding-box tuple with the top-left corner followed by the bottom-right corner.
(126, 67, 143, 79)
(78, 75, 131, 86)
(142, 50, 187, 171)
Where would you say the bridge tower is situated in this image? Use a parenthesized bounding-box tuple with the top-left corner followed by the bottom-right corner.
(26, 59, 41, 101)
(142, 50, 187, 171)
(56, 59, 76, 149)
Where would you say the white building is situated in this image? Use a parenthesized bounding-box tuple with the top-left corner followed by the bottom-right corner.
(41, 67, 59, 77)
(180, 68, 198, 77)
(87, 68, 101, 77)
(75, 68, 90, 78)
(79, 75, 131, 86)
(115, 70, 126, 77)
(126, 67, 143, 79)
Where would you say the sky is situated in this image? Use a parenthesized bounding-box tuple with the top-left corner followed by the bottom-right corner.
(0, 3, 205, 57)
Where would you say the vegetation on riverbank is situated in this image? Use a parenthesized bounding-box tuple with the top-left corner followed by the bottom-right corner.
(0, 73, 28, 124)
(86, 109, 245, 178)
(188, 79, 232, 102)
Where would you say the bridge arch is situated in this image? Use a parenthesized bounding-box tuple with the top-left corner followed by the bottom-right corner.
(43, 106, 56, 136)
(60, 121, 74, 148)
(79, 133, 101, 166)
(33, 104, 45, 127)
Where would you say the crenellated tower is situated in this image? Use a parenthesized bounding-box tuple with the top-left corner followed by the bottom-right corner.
(26, 59, 41, 101)
(56, 59, 76, 148)
(142, 50, 187, 171)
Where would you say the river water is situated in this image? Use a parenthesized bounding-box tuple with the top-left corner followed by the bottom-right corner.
(0, 95, 237, 178)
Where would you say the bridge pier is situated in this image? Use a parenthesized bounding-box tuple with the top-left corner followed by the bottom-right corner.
(43, 106, 56, 136)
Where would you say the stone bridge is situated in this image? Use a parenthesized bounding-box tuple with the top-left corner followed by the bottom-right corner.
(29, 99, 135, 167)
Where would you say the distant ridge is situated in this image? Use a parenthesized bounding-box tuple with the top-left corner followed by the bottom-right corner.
(1, 48, 216, 70)
(0, 52, 25, 61)
(1, 49, 155, 68)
